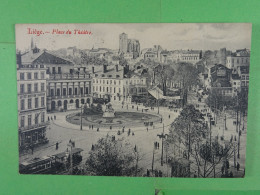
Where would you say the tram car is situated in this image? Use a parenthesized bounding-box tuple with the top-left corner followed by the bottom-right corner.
(19, 148, 83, 174)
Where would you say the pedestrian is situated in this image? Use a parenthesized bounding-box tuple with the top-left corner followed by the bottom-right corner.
(132, 132, 134, 136)
(147, 127, 148, 132)
(92, 125, 93, 129)
(51, 116, 53, 120)
(137, 106, 138, 111)
(97, 128, 99, 132)
(110, 126, 112, 130)
(237, 162, 240, 171)
(169, 114, 170, 119)
(122, 128, 124, 133)
(48, 116, 50, 121)
(91, 144, 94, 150)
(54, 115, 56, 120)
(142, 109, 143, 112)
(157, 142, 159, 149)
(56, 142, 59, 150)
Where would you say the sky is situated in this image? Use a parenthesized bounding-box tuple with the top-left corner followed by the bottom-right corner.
(15, 23, 252, 52)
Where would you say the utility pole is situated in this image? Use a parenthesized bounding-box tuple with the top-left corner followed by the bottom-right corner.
(67, 142, 73, 174)
(236, 90, 240, 159)
(161, 123, 164, 166)
(80, 105, 83, 130)
(152, 142, 155, 173)
(157, 89, 159, 114)
(135, 146, 138, 176)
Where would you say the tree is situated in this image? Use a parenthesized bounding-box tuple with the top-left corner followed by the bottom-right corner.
(173, 62, 199, 107)
(154, 64, 175, 96)
(167, 105, 208, 160)
(85, 136, 141, 176)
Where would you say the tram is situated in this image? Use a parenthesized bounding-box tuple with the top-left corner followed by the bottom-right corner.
(19, 148, 83, 174)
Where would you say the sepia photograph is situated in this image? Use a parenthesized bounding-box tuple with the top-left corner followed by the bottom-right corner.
(16, 23, 251, 178)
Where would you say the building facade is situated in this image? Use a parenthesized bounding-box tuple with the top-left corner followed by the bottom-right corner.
(17, 61, 48, 149)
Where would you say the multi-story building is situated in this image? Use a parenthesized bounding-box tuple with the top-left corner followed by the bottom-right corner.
(178, 50, 202, 64)
(142, 45, 163, 62)
(226, 49, 250, 71)
(20, 45, 92, 112)
(91, 64, 147, 103)
(17, 53, 48, 149)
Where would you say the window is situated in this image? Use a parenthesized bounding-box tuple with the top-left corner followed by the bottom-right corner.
(237, 59, 239, 64)
(52, 67, 56, 74)
(27, 84, 31, 93)
(41, 83, 45, 92)
(114, 87, 116, 93)
(20, 84, 24, 94)
(93, 86, 95, 92)
(69, 88, 72, 95)
(20, 73, 24, 80)
(63, 88, 66, 96)
(35, 114, 38, 125)
(28, 98, 32, 109)
(57, 89, 61, 96)
(34, 83, 38, 92)
(35, 98, 38, 108)
(85, 87, 88, 94)
(41, 97, 45, 107)
(41, 112, 45, 123)
(58, 67, 61, 74)
(34, 72, 38, 79)
(21, 99, 25, 110)
(28, 115, 32, 126)
(27, 73, 32, 80)
(74, 88, 77, 95)
(51, 89, 54, 96)
(93, 79, 95, 83)
(41, 71, 45, 79)
(21, 116, 25, 128)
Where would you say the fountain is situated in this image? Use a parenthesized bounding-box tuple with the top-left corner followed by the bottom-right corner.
(102, 103, 115, 123)
(67, 102, 161, 128)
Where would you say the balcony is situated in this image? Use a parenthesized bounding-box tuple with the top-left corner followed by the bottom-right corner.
(19, 122, 48, 133)
(50, 94, 91, 99)
(48, 73, 91, 80)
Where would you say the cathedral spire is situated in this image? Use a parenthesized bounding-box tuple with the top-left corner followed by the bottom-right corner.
(31, 37, 34, 49)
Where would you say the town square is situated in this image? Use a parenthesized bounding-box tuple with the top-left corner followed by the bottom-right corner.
(16, 23, 250, 177)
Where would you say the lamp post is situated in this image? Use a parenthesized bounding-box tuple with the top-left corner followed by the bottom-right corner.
(80, 104, 84, 130)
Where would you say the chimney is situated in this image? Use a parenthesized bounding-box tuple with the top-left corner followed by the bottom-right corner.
(92, 66, 95, 73)
(115, 64, 119, 72)
(103, 64, 107, 73)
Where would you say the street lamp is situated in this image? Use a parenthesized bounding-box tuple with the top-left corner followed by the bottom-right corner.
(80, 104, 84, 130)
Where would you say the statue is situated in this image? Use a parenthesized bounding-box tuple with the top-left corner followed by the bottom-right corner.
(103, 103, 115, 118)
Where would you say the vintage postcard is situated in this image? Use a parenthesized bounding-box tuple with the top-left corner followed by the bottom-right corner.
(16, 23, 251, 177)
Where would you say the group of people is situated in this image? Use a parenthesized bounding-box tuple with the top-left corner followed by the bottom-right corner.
(48, 115, 56, 121)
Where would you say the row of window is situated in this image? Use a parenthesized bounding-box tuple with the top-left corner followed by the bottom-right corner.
(49, 87, 89, 96)
(20, 83, 45, 94)
(182, 57, 198, 60)
(93, 86, 122, 93)
(20, 97, 45, 110)
(93, 79, 121, 85)
(227, 58, 249, 64)
(93, 79, 145, 85)
(20, 112, 45, 128)
(20, 72, 45, 80)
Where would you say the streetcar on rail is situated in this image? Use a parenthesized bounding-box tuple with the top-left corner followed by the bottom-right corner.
(19, 148, 83, 174)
